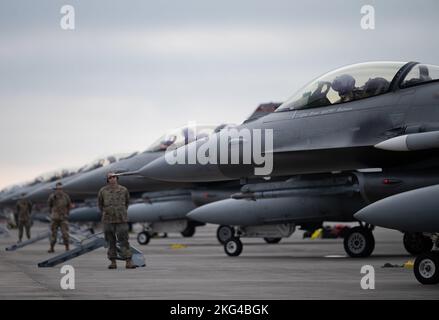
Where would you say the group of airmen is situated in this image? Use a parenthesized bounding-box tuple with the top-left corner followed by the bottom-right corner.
(14, 172, 136, 269)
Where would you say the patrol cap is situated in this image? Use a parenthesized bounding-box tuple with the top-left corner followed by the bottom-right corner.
(107, 172, 119, 181)
(52, 182, 63, 190)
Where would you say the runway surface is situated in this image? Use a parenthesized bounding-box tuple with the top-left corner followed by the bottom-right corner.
(0, 223, 438, 299)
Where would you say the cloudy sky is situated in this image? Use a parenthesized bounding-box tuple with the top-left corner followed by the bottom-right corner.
(1, 0, 438, 189)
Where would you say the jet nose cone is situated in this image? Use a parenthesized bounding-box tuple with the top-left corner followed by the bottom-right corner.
(136, 142, 228, 182)
(354, 207, 381, 226)
(354, 197, 413, 230)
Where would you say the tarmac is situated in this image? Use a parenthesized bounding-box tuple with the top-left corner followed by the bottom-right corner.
(0, 222, 438, 300)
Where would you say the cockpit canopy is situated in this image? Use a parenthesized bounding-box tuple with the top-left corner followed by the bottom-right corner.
(144, 125, 218, 152)
(35, 169, 73, 183)
(400, 63, 439, 88)
(1, 184, 21, 194)
(278, 62, 407, 111)
(276, 61, 439, 112)
(77, 152, 137, 173)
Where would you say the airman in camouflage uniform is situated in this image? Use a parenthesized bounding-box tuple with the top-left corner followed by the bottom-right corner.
(15, 194, 32, 242)
(47, 182, 71, 253)
(98, 172, 135, 269)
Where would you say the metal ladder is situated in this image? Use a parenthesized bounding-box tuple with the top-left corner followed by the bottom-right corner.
(5, 231, 51, 251)
(38, 233, 146, 268)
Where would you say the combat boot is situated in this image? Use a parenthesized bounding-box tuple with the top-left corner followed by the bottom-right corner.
(125, 259, 136, 269)
(65, 244, 70, 251)
(48, 244, 54, 253)
(108, 259, 117, 269)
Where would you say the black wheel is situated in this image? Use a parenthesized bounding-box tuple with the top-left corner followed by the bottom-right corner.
(403, 232, 433, 255)
(343, 227, 375, 258)
(217, 225, 235, 244)
(181, 224, 196, 237)
(137, 231, 151, 245)
(224, 238, 243, 257)
(414, 252, 439, 285)
(264, 237, 282, 244)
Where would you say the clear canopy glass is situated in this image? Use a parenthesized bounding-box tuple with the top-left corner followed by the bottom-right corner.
(77, 152, 136, 173)
(144, 125, 218, 152)
(277, 61, 407, 111)
(401, 64, 439, 88)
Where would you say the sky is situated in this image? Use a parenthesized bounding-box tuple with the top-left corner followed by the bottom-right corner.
(1, 0, 439, 189)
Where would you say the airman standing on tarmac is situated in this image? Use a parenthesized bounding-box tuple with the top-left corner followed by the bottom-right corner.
(16, 193, 32, 242)
(47, 182, 71, 253)
(98, 172, 136, 269)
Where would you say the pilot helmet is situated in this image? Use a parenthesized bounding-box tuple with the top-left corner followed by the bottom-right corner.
(331, 74, 356, 95)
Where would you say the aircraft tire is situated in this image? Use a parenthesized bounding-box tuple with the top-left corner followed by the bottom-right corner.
(414, 252, 439, 285)
(137, 231, 151, 245)
(181, 224, 196, 237)
(403, 232, 433, 255)
(224, 238, 243, 257)
(264, 237, 282, 244)
(343, 227, 375, 258)
(217, 225, 234, 244)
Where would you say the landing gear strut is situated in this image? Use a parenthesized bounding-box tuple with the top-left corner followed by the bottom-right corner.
(343, 224, 375, 258)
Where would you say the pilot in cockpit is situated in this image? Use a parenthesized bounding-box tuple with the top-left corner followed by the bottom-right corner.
(331, 74, 357, 103)
(419, 65, 432, 82)
(159, 135, 177, 150)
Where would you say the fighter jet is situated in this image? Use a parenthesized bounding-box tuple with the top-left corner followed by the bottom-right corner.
(24, 153, 137, 204)
(59, 124, 231, 242)
(62, 108, 282, 244)
(0, 171, 77, 229)
(57, 126, 213, 197)
(0, 171, 68, 216)
(0, 153, 135, 230)
(134, 61, 439, 257)
(0, 179, 43, 207)
(136, 61, 439, 182)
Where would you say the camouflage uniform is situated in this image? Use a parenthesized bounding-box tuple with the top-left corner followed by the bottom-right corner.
(16, 199, 32, 241)
(48, 190, 71, 246)
(98, 184, 132, 261)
